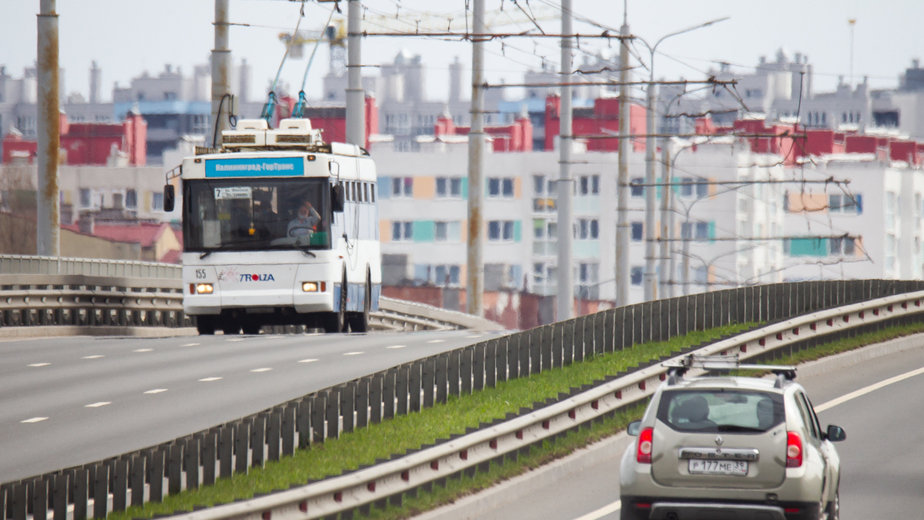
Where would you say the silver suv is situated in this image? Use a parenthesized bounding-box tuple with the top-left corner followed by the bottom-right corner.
(620, 356, 846, 520)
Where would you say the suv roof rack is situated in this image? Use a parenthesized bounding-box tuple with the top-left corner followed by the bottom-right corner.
(664, 354, 797, 387)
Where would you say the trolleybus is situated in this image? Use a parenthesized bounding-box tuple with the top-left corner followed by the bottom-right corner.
(164, 118, 380, 334)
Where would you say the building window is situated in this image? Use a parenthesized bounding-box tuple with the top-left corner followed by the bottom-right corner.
(630, 266, 643, 285)
(436, 177, 462, 198)
(829, 236, 856, 256)
(577, 218, 599, 240)
(695, 221, 710, 240)
(434, 264, 461, 285)
(488, 177, 514, 198)
(696, 179, 709, 198)
(830, 193, 862, 214)
(680, 178, 694, 197)
(630, 177, 644, 197)
(631, 222, 643, 241)
(152, 192, 164, 211)
(391, 177, 413, 197)
(579, 175, 600, 195)
(488, 220, 515, 241)
(392, 221, 413, 241)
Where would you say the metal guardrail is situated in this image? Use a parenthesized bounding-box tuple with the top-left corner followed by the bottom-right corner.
(171, 290, 924, 520)
(0, 255, 500, 333)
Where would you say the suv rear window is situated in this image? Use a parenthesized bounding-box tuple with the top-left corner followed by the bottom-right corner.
(657, 389, 784, 433)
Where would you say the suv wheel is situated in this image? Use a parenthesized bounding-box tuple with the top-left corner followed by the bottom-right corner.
(826, 489, 840, 520)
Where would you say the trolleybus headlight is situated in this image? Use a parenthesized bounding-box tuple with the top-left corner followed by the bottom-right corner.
(302, 281, 326, 293)
(195, 283, 214, 294)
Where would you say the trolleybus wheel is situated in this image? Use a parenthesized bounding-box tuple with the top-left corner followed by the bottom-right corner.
(325, 270, 348, 333)
(348, 269, 371, 333)
(196, 316, 216, 335)
(221, 318, 241, 335)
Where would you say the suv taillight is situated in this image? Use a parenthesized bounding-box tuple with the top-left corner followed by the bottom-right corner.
(786, 431, 803, 468)
(637, 427, 653, 464)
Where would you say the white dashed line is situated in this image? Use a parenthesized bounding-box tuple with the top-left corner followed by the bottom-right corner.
(250, 367, 273, 373)
(85, 402, 111, 408)
(144, 388, 168, 395)
(182, 343, 200, 347)
(226, 338, 245, 342)
(343, 351, 364, 356)
(28, 362, 51, 367)
(426, 339, 446, 344)
(133, 348, 153, 353)
(298, 358, 319, 364)
(466, 334, 483, 339)
(82, 355, 104, 360)
(199, 376, 223, 382)
(386, 345, 407, 350)
(21, 417, 48, 424)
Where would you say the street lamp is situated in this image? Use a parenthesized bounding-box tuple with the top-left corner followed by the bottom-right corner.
(636, 17, 729, 302)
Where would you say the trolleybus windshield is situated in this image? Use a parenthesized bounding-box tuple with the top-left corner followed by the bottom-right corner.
(183, 178, 331, 252)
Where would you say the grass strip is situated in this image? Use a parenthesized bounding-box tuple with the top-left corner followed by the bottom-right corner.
(111, 324, 752, 520)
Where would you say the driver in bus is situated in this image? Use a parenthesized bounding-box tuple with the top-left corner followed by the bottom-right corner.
(287, 200, 321, 240)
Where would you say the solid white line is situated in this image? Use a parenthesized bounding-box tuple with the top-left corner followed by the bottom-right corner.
(298, 358, 319, 364)
(573, 500, 622, 520)
(816, 365, 924, 413)
(144, 388, 168, 395)
(343, 351, 364, 356)
(21, 417, 48, 424)
(250, 367, 273, 373)
(85, 401, 111, 408)
(199, 376, 223, 382)
(386, 345, 407, 350)
(28, 362, 50, 367)
(82, 354, 104, 360)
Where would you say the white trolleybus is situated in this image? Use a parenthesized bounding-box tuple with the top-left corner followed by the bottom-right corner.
(164, 118, 381, 334)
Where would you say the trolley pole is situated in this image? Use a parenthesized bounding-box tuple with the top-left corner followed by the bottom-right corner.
(211, 0, 232, 137)
(36, 0, 60, 256)
(466, 0, 486, 316)
(346, 0, 365, 146)
(556, 0, 574, 320)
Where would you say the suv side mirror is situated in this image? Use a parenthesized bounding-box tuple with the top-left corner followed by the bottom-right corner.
(627, 420, 642, 436)
(825, 425, 846, 442)
(163, 184, 175, 212)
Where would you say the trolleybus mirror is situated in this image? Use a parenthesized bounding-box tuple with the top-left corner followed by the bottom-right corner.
(163, 184, 175, 212)
(331, 183, 345, 212)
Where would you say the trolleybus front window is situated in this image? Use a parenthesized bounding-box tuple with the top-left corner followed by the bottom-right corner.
(184, 179, 331, 252)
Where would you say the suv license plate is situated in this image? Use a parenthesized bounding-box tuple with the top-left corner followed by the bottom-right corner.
(688, 459, 748, 476)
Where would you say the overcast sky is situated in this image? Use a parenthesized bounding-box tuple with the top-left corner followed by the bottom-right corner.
(3, 0, 922, 104)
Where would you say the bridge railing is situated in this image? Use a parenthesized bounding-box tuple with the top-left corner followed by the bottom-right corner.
(1, 279, 922, 520)
(0, 255, 499, 333)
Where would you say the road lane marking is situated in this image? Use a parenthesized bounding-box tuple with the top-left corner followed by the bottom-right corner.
(226, 338, 245, 342)
(85, 402, 111, 408)
(199, 376, 223, 382)
(386, 345, 407, 350)
(298, 358, 319, 364)
(250, 368, 273, 373)
(82, 355, 104, 360)
(144, 388, 168, 395)
(426, 339, 445, 344)
(133, 348, 153, 353)
(343, 351, 364, 356)
(182, 343, 200, 347)
(21, 417, 48, 424)
(28, 362, 50, 367)
(816, 365, 924, 413)
(574, 500, 622, 520)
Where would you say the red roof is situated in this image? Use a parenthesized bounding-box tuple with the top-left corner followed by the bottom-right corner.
(62, 222, 171, 247)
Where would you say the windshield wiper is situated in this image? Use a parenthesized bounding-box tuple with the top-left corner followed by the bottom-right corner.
(200, 251, 212, 259)
(298, 246, 317, 258)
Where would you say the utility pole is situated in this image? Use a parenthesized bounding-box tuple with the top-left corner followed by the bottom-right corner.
(466, 0, 485, 316)
(346, 0, 365, 146)
(643, 79, 657, 301)
(659, 141, 672, 298)
(615, 14, 630, 306)
(36, 0, 59, 256)
(556, 0, 574, 320)
(211, 0, 232, 138)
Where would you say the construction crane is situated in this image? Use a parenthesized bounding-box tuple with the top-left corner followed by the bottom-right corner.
(278, 4, 558, 76)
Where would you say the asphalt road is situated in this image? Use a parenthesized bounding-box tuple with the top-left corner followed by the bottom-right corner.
(417, 336, 924, 520)
(0, 329, 501, 483)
